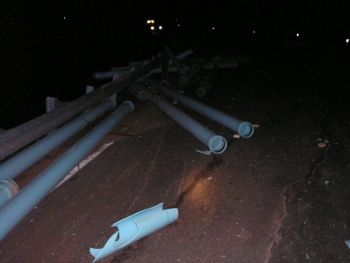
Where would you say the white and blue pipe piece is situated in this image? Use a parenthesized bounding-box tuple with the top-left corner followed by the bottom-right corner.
(90, 203, 178, 262)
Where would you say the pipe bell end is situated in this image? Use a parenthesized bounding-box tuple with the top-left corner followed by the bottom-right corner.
(208, 135, 228, 154)
(238, 122, 254, 138)
(122, 100, 135, 112)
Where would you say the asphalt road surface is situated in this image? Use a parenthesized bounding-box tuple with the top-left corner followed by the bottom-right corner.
(0, 48, 349, 262)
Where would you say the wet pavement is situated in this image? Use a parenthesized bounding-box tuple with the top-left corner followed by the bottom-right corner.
(0, 51, 350, 262)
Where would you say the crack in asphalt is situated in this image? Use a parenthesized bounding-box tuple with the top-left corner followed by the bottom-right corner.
(171, 155, 223, 208)
(265, 145, 329, 263)
(264, 177, 304, 263)
(266, 136, 331, 263)
(307, 145, 330, 181)
(266, 94, 339, 262)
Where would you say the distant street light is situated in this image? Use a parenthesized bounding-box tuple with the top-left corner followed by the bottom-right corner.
(346, 38, 349, 44)
(296, 33, 300, 37)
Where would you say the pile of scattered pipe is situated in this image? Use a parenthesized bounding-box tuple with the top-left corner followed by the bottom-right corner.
(0, 50, 169, 241)
(127, 79, 254, 156)
(93, 47, 250, 99)
(125, 47, 254, 155)
(0, 47, 255, 246)
(0, 49, 196, 241)
(0, 98, 135, 240)
(0, 54, 163, 161)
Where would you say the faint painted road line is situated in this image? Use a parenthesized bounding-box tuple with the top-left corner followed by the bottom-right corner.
(54, 141, 114, 190)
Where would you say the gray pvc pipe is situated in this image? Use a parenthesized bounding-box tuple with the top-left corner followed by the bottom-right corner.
(157, 84, 254, 138)
(0, 101, 134, 241)
(0, 98, 116, 182)
(152, 95, 227, 154)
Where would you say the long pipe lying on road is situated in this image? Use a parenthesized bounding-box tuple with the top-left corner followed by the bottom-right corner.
(152, 82, 254, 138)
(0, 55, 161, 160)
(152, 95, 227, 154)
(0, 97, 116, 182)
(0, 100, 134, 241)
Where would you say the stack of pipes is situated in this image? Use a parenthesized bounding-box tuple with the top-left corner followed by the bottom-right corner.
(0, 51, 166, 241)
(0, 100, 134, 241)
(0, 48, 255, 242)
(0, 49, 197, 241)
(129, 79, 254, 156)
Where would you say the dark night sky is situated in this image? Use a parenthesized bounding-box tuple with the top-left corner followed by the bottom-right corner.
(0, 1, 349, 128)
(1, 1, 349, 61)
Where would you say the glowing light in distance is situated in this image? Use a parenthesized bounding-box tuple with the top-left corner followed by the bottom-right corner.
(158, 25, 163, 30)
(146, 19, 155, 24)
(296, 33, 300, 37)
(211, 26, 215, 30)
(150, 26, 155, 31)
(346, 38, 349, 44)
(252, 30, 256, 34)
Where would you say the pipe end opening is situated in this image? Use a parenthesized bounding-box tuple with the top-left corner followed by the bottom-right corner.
(160, 80, 170, 87)
(196, 87, 207, 98)
(0, 179, 19, 206)
(238, 122, 254, 138)
(208, 135, 228, 154)
(122, 100, 135, 112)
(138, 91, 151, 101)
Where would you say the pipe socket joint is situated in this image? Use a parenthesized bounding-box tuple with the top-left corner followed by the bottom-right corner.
(196, 87, 207, 98)
(238, 122, 254, 138)
(178, 76, 188, 86)
(208, 135, 228, 154)
(137, 90, 151, 101)
(0, 180, 19, 207)
(122, 100, 135, 112)
(159, 79, 170, 87)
